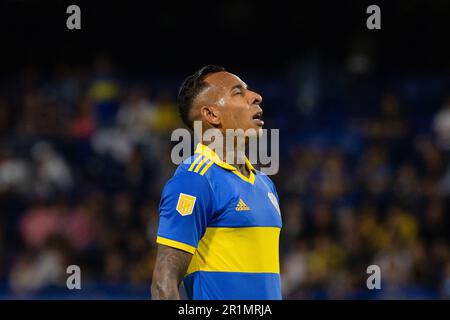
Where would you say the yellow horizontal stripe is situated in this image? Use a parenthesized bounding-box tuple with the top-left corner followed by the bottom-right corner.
(186, 227, 280, 275)
(194, 156, 209, 173)
(199, 160, 214, 175)
(188, 155, 203, 172)
(156, 236, 196, 255)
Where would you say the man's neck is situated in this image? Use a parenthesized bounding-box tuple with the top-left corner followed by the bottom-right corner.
(224, 139, 249, 177)
(206, 139, 250, 178)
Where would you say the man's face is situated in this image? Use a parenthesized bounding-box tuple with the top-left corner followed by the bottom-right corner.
(203, 71, 264, 132)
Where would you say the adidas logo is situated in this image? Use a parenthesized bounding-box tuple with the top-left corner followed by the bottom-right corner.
(235, 198, 250, 211)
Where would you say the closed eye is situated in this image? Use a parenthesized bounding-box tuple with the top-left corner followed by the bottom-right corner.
(231, 84, 246, 96)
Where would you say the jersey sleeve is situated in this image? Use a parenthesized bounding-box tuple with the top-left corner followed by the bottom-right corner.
(156, 171, 214, 254)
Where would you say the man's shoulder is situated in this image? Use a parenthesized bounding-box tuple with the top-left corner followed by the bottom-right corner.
(165, 154, 220, 191)
(255, 169, 274, 182)
(255, 170, 278, 191)
(161, 157, 213, 196)
(158, 154, 221, 198)
(174, 153, 216, 177)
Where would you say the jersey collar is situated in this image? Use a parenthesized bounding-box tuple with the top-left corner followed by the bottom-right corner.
(194, 143, 256, 184)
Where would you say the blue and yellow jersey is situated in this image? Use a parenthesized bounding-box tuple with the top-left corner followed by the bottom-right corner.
(156, 143, 282, 300)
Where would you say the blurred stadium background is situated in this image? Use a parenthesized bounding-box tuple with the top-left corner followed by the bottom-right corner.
(0, 1, 450, 299)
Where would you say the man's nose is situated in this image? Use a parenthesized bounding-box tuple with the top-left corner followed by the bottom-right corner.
(248, 90, 263, 105)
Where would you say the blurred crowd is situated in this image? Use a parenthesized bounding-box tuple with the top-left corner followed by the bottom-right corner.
(279, 94, 450, 298)
(0, 58, 449, 299)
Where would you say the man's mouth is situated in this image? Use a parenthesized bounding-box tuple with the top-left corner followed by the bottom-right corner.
(252, 112, 264, 127)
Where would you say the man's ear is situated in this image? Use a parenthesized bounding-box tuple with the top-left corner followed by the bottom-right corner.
(200, 105, 221, 127)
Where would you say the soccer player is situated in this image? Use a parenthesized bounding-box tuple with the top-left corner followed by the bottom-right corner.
(151, 65, 282, 300)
